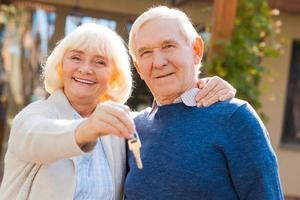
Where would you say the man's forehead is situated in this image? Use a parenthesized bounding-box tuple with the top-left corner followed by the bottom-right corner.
(137, 18, 179, 34)
(134, 18, 183, 47)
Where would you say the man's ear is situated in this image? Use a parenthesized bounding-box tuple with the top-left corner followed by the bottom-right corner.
(134, 61, 144, 80)
(193, 36, 204, 64)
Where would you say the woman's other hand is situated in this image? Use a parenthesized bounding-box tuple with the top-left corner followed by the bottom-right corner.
(196, 76, 236, 107)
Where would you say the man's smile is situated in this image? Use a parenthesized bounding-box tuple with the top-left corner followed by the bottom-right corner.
(155, 72, 175, 79)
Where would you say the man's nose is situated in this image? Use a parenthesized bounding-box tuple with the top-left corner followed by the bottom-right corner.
(152, 50, 167, 69)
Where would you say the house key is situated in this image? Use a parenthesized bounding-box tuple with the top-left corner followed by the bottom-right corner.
(128, 132, 143, 169)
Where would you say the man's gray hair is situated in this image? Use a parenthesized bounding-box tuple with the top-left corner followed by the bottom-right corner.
(128, 6, 199, 62)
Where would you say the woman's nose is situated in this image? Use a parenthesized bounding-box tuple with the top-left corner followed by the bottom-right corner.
(78, 62, 93, 74)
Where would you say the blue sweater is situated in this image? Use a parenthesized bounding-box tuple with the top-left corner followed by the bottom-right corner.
(125, 99, 283, 200)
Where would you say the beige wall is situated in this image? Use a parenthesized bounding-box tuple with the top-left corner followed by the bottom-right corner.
(29, 0, 300, 197)
(261, 11, 300, 197)
(32, 0, 213, 47)
(33, 0, 212, 21)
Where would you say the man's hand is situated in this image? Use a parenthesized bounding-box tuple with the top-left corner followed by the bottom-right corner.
(196, 76, 236, 107)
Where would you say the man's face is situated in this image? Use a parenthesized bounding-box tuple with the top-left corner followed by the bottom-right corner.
(133, 18, 203, 104)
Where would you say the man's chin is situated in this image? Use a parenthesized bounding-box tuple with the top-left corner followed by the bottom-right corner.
(153, 88, 180, 103)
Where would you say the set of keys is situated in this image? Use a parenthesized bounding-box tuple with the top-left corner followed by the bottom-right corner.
(128, 132, 143, 169)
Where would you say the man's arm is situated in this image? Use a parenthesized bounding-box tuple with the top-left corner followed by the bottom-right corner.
(223, 103, 283, 200)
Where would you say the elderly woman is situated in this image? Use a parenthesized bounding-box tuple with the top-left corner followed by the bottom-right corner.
(0, 23, 235, 200)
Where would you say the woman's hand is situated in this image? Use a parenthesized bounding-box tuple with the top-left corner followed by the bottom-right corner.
(196, 76, 236, 107)
(75, 101, 135, 147)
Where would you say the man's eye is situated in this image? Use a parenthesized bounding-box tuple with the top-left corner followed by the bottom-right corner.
(163, 44, 175, 49)
(140, 51, 151, 57)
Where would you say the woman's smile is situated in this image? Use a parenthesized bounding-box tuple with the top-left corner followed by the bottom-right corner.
(73, 77, 97, 85)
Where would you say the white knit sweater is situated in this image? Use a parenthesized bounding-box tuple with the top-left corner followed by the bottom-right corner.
(0, 90, 126, 200)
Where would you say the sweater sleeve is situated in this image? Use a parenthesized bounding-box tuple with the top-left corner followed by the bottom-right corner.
(222, 103, 283, 200)
(8, 101, 90, 164)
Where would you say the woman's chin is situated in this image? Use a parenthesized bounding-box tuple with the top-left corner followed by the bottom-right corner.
(65, 90, 98, 102)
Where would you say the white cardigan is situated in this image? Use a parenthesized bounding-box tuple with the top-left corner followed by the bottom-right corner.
(0, 89, 127, 200)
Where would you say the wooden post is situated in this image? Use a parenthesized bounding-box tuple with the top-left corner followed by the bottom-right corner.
(49, 6, 67, 50)
(209, 0, 237, 57)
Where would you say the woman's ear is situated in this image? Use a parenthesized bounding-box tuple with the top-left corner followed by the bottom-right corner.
(193, 37, 204, 64)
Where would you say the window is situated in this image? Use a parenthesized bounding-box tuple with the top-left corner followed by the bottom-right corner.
(282, 40, 300, 145)
(65, 16, 117, 35)
(32, 9, 56, 56)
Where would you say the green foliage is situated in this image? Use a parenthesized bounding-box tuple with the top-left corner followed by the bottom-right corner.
(205, 0, 282, 117)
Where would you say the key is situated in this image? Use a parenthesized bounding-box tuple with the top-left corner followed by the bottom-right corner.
(128, 133, 143, 169)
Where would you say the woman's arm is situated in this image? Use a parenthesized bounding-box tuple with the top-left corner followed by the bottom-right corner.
(8, 101, 86, 164)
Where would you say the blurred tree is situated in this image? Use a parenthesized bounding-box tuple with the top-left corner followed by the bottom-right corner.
(0, 4, 38, 175)
(205, 0, 283, 120)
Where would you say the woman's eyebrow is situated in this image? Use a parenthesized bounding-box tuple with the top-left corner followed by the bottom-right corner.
(68, 50, 84, 54)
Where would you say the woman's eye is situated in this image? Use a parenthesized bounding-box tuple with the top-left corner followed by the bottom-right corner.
(95, 60, 106, 66)
(71, 56, 81, 61)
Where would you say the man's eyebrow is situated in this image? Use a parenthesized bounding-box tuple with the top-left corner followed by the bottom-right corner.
(162, 39, 177, 45)
(163, 39, 175, 43)
(137, 39, 178, 55)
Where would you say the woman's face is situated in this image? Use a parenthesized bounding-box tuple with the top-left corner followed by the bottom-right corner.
(61, 49, 113, 103)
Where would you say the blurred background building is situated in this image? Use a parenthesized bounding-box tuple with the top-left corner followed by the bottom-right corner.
(0, 0, 299, 199)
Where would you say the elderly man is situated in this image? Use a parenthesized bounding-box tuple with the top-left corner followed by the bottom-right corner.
(124, 6, 283, 200)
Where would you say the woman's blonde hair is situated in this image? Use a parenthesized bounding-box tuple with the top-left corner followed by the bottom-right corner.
(43, 23, 132, 104)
